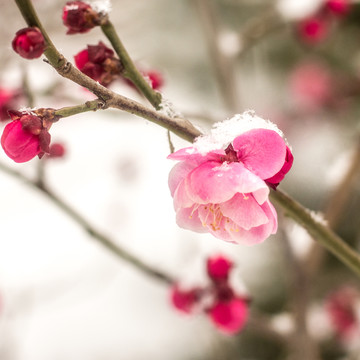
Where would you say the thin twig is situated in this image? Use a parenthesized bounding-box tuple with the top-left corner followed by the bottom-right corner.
(0, 161, 174, 285)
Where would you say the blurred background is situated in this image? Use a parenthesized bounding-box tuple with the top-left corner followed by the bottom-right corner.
(1, 0, 360, 359)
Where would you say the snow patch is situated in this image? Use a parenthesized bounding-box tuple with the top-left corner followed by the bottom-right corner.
(194, 110, 284, 155)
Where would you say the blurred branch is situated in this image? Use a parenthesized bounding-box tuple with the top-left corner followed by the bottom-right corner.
(193, 0, 240, 112)
(238, 7, 286, 56)
(270, 189, 360, 278)
(306, 136, 360, 276)
(0, 161, 174, 285)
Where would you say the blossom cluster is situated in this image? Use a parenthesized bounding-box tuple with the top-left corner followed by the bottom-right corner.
(171, 254, 249, 335)
(168, 112, 293, 244)
(297, 0, 351, 44)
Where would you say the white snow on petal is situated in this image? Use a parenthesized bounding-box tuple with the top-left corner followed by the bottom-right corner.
(194, 110, 284, 155)
(90, 0, 112, 14)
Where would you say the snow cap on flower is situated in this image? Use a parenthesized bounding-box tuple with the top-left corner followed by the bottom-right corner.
(168, 111, 292, 245)
(12, 27, 45, 59)
(1, 110, 51, 163)
(193, 111, 284, 155)
(62, 1, 102, 34)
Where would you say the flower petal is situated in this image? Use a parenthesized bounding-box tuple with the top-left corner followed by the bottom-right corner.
(186, 161, 269, 205)
(168, 160, 198, 196)
(233, 129, 286, 180)
(226, 200, 277, 245)
(176, 206, 208, 233)
(220, 193, 269, 230)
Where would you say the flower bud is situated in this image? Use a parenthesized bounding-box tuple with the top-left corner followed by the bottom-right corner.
(1, 111, 51, 163)
(74, 42, 121, 86)
(207, 255, 233, 282)
(48, 143, 66, 158)
(62, 1, 100, 34)
(326, 0, 351, 16)
(208, 298, 249, 335)
(12, 27, 45, 59)
(170, 284, 201, 314)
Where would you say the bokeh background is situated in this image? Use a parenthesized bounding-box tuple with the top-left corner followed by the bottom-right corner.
(1, 0, 360, 359)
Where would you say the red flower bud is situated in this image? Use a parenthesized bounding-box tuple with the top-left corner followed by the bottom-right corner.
(207, 255, 233, 282)
(170, 284, 201, 314)
(12, 27, 45, 59)
(326, 0, 351, 16)
(48, 143, 66, 158)
(74, 42, 121, 86)
(208, 298, 249, 335)
(62, 1, 99, 34)
(144, 70, 164, 90)
(1, 112, 51, 163)
(297, 16, 330, 44)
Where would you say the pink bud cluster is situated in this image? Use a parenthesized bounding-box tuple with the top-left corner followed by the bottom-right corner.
(297, 0, 351, 44)
(1, 111, 51, 163)
(61, 1, 164, 89)
(171, 254, 249, 335)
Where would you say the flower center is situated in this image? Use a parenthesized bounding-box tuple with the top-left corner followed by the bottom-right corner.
(220, 143, 239, 163)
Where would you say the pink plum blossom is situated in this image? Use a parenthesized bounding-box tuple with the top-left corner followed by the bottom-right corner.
(326, 286, 360, 340)
(168, 112, 293, 245)
(289, 61, 334, 111)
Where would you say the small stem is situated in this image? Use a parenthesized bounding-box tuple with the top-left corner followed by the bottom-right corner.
(0, 161, 174, 285)
(101, 20, 162, 110)
(271, 189, 360, 278)
(54, 99, 105, 118)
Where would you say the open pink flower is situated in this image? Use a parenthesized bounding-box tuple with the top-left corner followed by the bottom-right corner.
(168, 113, 293, 245)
